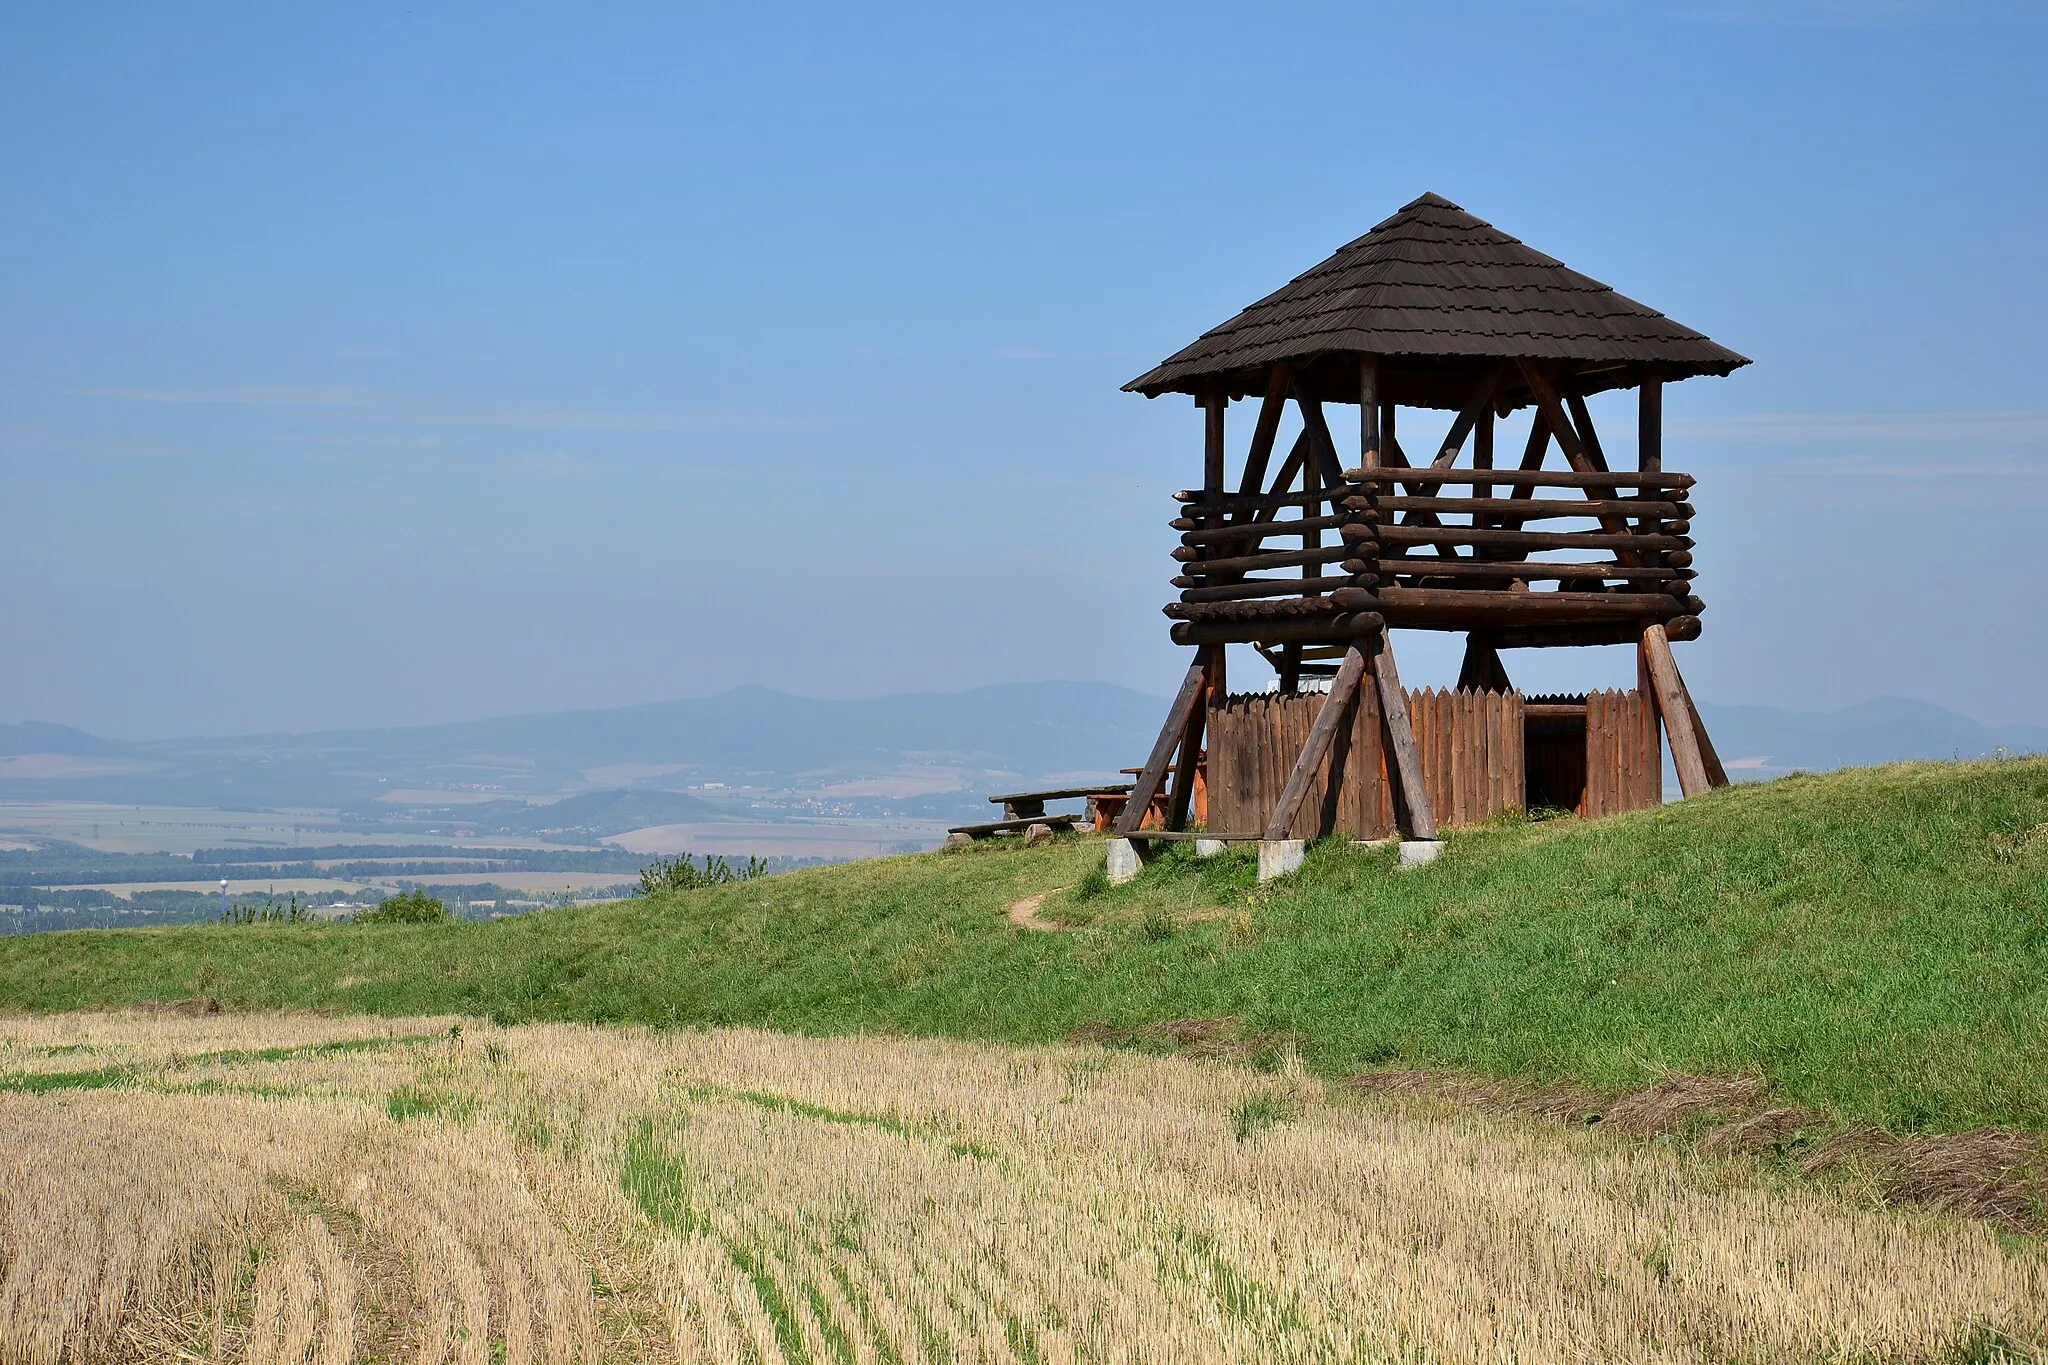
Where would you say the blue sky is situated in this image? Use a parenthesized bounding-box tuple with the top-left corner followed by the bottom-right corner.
(2, 1, 2043, 737)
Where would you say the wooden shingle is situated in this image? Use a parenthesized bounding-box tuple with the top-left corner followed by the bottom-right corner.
(1126, 193, 1748, 407)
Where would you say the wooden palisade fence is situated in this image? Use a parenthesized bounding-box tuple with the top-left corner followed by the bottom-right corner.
(1103, 194, 1746, 878)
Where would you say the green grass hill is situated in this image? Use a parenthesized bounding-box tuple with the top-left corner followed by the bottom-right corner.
(4, 758, 2046, 1137)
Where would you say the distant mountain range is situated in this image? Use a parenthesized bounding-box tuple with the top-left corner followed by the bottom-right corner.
(1, 685, 2040, 820)
(0, 684, 1170, 821)
(1694, 696, 2048, 779)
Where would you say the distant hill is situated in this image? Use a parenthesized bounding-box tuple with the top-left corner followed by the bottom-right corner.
(0, 682, 1171, 811)
(0, 722, 138, 758)
(1699, 696, 2048, 779)
(0, 684, 2038, 811)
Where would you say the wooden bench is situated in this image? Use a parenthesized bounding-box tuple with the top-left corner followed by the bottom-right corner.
(1088, 761, 1206, 833)
(986, 784, 1133, 820)
(946, 813, 1082, 839)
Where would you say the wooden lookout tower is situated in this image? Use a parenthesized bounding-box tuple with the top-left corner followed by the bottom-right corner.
(1109, 193, 1747, 878)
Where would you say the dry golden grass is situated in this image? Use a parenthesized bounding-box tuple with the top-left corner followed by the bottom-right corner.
(1, 1011, 2042, 1363)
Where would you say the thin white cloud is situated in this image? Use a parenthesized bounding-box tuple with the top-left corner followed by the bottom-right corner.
(80, 385, 823, 433)
(1670, 410, 2048, 445)
(1652, 0, 1969, 26)
(87, 385, 385, 408)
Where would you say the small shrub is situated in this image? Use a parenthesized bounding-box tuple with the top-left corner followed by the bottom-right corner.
(1230, 1090, 1295, 1142)
(355, 891, 452, 925)
(639, 854, 769, 897)
(221, 894, 310, 926)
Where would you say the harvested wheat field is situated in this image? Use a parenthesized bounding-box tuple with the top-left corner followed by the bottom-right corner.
(2, 1012, 2042, 1364)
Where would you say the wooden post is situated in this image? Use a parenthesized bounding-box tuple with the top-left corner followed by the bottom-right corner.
(1371, 638, 1438, 839)
(1203, 388, 1226, 520)
(1359, 355, 1381, 471)
(1456, 635, 1512, 693)
(1262, 645, 1367, 841)
(1639, 372, 1663, 473)
(1117, 660, 1208, 837)
(1640, 623, 1710, 797)
(1474, 404, 1494, 509)
(1302, 405, 1322, 587)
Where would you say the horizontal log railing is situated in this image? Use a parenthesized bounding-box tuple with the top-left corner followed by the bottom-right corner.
(1164, 468, 1702, 642)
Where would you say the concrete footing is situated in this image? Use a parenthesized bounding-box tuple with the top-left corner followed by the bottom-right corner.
(1194, 838, 1227, 858)
(1105, 838, 1144, 885)
(1257, 839, 1306, 881)
(1396, 839, 1443, 869)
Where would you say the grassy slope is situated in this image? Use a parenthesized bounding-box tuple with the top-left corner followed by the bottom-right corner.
(3, 759, 2046, 1135)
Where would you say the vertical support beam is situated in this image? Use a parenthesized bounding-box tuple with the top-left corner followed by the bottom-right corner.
(1358, 355, 1381, 471)
(1474, 404, 1494, 507)
(1302, 403, 1322, 587)
(1638, 372, 1663, 473)
(1202, 388, 1227, 518)
(1116, 659, 1208, 837)
(1278, 643, 1302, 695)
(1456, 635, 1512, 693)
(1640, 623, 1710, 798)
(1371, 638, 1437, 840)
(1638, 644, 1664, 806)
(1262, 645, 1367, 841)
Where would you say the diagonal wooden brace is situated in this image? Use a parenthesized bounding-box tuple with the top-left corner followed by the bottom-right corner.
(1640, 623, 1723, 796)
(1262, 645, 1368, 842)
(1116, 658, 1210, 838)
(1372, 637, 1438, 840)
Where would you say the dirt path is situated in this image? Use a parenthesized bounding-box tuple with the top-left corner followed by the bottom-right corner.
(1007, 892, 1067, 932)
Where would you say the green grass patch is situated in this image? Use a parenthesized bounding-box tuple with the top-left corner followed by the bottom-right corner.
(681, 1081, 996, 1160)
(385, 1084, 473, 1123)
(3, 760, 2047, 1135)
(0, 1064, 136, 1093)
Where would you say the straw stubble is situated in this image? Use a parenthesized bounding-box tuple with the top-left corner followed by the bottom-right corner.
(0, 1011, 2040, 1363)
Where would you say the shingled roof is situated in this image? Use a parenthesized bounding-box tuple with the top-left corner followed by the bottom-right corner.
(1125, 193, 1748, 401)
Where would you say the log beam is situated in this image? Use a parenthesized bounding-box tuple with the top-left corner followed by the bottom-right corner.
(1236, 364, 1292, 500)
(1639, 372, 1663, 473)
(1116, 659, 1208, 838)
(1640, 623, 1710, 797)
(1359, 356, 1381, 471)
(1371, 638, 1437, 840)
(1203, 389, 1226, 511)
(1456, 635, 1513, 693)
(1263, 645, 1367, 841)
(1164, 648, 1213, 831)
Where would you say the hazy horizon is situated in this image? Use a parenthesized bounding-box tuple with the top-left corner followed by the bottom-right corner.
(5, 2, 2044, 735)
